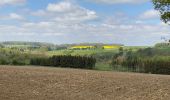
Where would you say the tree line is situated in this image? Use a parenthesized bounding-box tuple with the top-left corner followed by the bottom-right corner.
(111, 47, 170, 75)
(30, 55, 96, 69)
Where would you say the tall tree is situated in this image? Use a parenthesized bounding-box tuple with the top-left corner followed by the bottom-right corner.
(152, 0, 170, 24)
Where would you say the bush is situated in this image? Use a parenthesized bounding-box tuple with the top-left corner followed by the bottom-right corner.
(0, 59, 9, 65)
(12, 59, 25, 65)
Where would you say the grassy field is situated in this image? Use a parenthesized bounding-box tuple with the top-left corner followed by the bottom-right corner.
(47, 46, 149, 56)
(47, 49, 118, 56)
(0, 65, 169, 100)
(94, 63, 113, 71)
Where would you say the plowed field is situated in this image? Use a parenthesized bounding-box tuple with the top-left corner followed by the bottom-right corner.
(0, 66, 169, 100)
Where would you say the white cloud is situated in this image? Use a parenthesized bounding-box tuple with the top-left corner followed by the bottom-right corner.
(47, 2, 73, 12)
(139, 9, 160, 19)
(1, 17, 169, 46)
(32, 1, 97, 23)
(31, 10, 46, 16)
(9, 13, 24, 20)
(86, 0, 149, 4)
(0, 13, 25, 21)
(0, 0, 26, 6)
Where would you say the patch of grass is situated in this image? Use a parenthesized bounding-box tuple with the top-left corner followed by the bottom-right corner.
(112, 66, 136, 72)
(94, 63, 113, 71)
(124, 46, 149, 51)
(47, 49, 118, 56)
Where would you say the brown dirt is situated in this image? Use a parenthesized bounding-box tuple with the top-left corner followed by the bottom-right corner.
(0, 66, 170, 100)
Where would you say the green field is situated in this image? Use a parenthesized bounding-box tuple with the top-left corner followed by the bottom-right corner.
(47, 49, 118, 56)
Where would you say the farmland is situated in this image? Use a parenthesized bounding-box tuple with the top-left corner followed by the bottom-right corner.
(0, 41, 169, 74)
(0, 42, 123, 71)
(0, 43, 145, 71)
(0, 42, 170, 100)
(1, 0, 170, 100)
(0, 41, 170, 74)
(0, 65, 170, 100)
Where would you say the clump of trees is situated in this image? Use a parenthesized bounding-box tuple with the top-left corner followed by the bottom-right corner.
(0, 47, 96, 69)
(0, 48, 31, 65)
(0, 47, 48, 65)
(0, 48, 96, 69)
(30, 55, 96, 69)
(111, 47, 170, 75)
(142, 57, 170, 74)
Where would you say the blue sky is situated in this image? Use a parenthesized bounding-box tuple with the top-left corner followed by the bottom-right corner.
(0, 0, 170, 46)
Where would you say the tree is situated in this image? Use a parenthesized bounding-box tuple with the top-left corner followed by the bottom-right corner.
(118, 47, 124, 56)
(152, 0, 170, 24)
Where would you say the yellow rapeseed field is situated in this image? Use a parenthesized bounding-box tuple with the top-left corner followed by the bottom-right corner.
(103, 45, 120, 49)
(70, 46, 95, 49)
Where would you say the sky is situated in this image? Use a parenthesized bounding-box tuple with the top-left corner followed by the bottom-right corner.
(0, 0, 170, 46)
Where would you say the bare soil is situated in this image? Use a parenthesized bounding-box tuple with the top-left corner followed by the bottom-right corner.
(0, 66, 170, 100)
